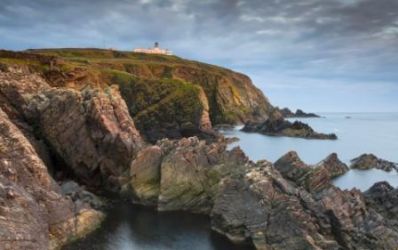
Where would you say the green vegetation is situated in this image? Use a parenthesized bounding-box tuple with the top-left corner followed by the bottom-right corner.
(105, 69, 203, 139)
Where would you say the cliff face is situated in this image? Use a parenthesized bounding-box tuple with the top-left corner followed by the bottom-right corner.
(0, 49, 273, 141)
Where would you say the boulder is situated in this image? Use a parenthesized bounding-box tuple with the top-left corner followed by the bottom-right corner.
(274, 151, 331, 192)
(314, 153, 349, 178)
(351, 154, 397, 172)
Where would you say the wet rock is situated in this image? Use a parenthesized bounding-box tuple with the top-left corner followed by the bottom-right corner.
(351, 154, 397, 172)
(243, 118, 337, 140)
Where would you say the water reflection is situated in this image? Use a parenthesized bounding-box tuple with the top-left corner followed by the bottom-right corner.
(64, 203, 254, 250)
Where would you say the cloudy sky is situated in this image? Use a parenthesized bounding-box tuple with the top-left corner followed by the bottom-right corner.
(1, 0, 398, 112)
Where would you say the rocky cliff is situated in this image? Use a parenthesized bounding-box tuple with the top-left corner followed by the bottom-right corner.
(2, 51, 398, 250)
(0, 49, 273, 142)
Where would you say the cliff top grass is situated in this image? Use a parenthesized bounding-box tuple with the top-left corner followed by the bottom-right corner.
(23, 48, 237, 76)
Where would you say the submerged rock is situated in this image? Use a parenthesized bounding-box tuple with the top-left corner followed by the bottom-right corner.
(243, 118, 337, 140)
(350, 154, 398, 172)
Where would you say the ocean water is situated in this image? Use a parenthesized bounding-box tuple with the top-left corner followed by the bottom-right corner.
(221, 112, 398, 191)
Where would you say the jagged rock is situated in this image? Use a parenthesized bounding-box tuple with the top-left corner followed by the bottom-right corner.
(364, 182, 398, 225)
(351, 154, 397, 172)
(0, 108, 103, 250)
(211, 162, 339, 250)
(274, 151, 331, 192)
(314, 153, 349, 178)
(24, 85, 144, 191)
(212, 159, 398, 249)
(243, 118, 337, 140)
(274, 152, 348, 193)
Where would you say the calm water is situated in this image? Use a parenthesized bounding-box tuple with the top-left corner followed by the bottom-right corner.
(64, 203, 253, 250)
(221, 112, 398, 191)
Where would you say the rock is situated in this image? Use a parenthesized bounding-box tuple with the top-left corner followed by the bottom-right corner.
(0, 108, 104, 250)
(24, 85, 144, 191)
(275, 107, 320, 118)
(212, 159, 398, 249)
(60, 180, 105, 209)
(314, 153, 349, 178)
(364, 182, 398, 224)
(211, 162, 339, 250)
(129, 136, 249, 213)
(156, 137, 248, 213)
(242, 118, 337, 140)
(274, 151, 332, 192)
(130, 146, 162, 205)
(350, 154, 397, 172)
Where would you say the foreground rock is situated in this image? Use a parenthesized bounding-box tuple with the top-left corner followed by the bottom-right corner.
(130, 137, 248, 213)
(211, 160, 398, 249)
(364, 182, 398, 224)
(351, 153, 397, 172)
(243, 118, 337, 140)
(0, 108, 103, 250)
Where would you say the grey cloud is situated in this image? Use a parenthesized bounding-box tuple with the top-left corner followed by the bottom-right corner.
(0, 0, 398, 111)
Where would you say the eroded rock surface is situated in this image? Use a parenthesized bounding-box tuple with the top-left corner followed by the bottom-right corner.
(24, 86, 144, 190)
(351, 153, 397, 172)
(0, 109, 103, 250)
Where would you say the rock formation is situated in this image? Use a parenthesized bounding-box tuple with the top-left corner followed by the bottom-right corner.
(276, 107, 320, 118)
(0, 108, 103, 250)
(243, 117, 337, 140)
(351, 153, 398, 172)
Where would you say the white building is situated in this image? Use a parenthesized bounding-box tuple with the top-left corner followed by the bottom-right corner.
(133, 42, 173, 55)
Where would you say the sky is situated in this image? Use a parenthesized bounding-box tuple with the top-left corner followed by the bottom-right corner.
(1, 0, 398, 112)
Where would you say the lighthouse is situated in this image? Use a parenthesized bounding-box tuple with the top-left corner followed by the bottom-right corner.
(133, 42, 173, 55)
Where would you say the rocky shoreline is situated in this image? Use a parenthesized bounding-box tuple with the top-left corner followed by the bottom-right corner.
(1, 53, 398, 250)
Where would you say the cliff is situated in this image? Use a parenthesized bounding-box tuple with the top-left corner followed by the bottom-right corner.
(0, 49, 272, 141)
